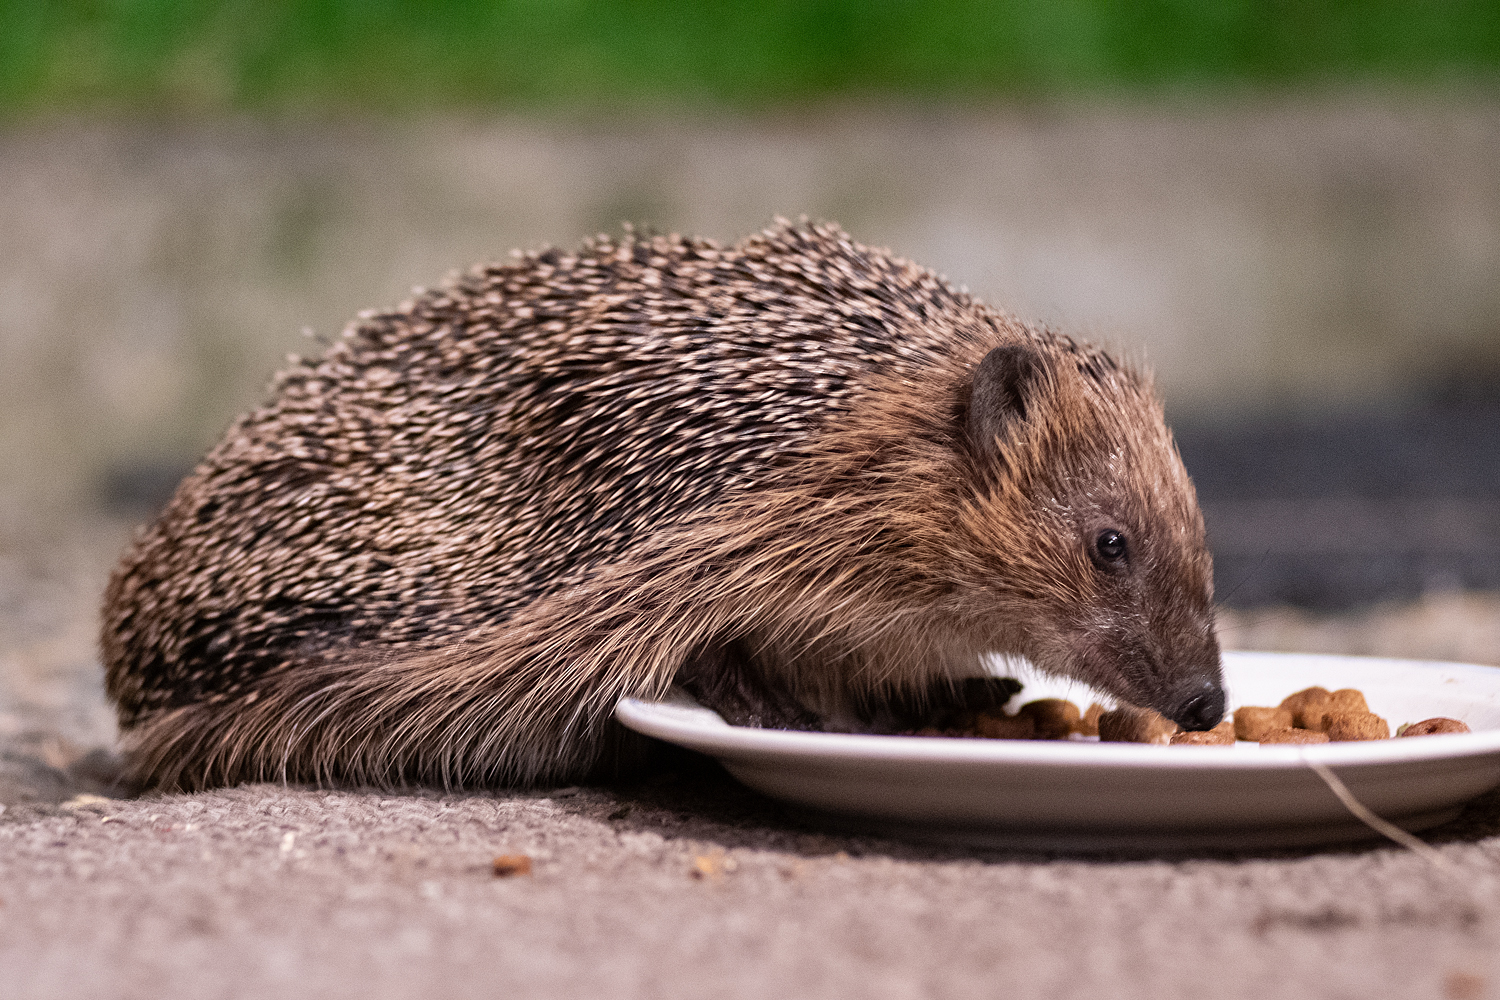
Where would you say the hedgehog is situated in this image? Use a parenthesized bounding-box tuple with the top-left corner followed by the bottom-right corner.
(101, 219, 1225, 791)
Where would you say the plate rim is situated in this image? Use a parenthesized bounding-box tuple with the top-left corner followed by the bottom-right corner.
(615, 650, 1500, 772)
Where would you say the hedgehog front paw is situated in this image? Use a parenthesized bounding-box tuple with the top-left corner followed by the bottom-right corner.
(675, 639, 822, 732)
(861, 676, 1025, 733)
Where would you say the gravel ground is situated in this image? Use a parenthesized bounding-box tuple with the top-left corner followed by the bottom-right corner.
(4, 778, 1500, 1000)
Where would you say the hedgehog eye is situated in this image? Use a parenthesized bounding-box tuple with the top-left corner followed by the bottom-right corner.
(1093, 529, 1128, 567)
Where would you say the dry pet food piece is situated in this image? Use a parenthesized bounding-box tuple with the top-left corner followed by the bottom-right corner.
(903, 679, 1435, 749)
(1017, 699, 1082, 740)
(1279, 686, 1333, 730)
(691, 852, 737, 879)
(1398, 717, 1471, 737)
(1323, 712, 1390, 741)
(1233, 706, 1295, 742)
(1097, 705, 1178, 745)
(1170, 719, 1235, 745)
(492, 854, 533, 877)
(1325, 688, 1369, 716)
(1299, 688, 1371, 732)
(974, 709, 1036, 740)
(1259, 727, 1331, 745)
(1076, 703, 1106, 737)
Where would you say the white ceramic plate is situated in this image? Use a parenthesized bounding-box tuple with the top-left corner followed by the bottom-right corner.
(615, 651, 1500, 851)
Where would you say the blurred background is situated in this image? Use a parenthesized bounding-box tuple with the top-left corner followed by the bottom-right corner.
(1, 1, 1498, 776)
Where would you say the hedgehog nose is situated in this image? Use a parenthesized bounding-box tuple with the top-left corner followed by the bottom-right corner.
(1168, 680, 1226, 732)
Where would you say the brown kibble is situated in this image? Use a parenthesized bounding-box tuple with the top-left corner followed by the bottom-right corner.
(1324, 712, 1390, 741)
(492, 854, 533, 877)
(1017, 699, 1081, 740)
(1279, 686, 1330, 711)
(1170, 719, 1235, 745)
(1097, 705, 1178, 745)
(1299, 689, 1371, 731)
(1325, 688, 1369, 715)
(1279, 687, 1333, 730)
(691, 851, 738, 879)
(974, 709, 1036, 740)
(894, 679, 1416, 749)
(1234, 705, 1294, 742)
(1399, 717, 1471, 737)
(1258, 727, 1330, 745)
(1076, 703, 1105, 737)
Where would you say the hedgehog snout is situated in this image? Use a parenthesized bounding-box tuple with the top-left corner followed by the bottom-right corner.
(1162, 676, 1227, 732)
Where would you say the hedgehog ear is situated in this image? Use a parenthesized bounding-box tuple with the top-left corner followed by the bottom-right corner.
(968, 344, 1048, 453)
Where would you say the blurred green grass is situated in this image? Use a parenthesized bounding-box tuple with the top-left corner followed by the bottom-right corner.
(2, 1, 1498, 114)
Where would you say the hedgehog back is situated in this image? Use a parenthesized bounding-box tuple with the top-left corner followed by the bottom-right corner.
(103, 223, 998, 723)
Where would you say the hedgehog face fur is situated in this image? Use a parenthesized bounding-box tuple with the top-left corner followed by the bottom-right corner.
(953, 346, 1222, 729)
(102, 219, 1223, 791)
